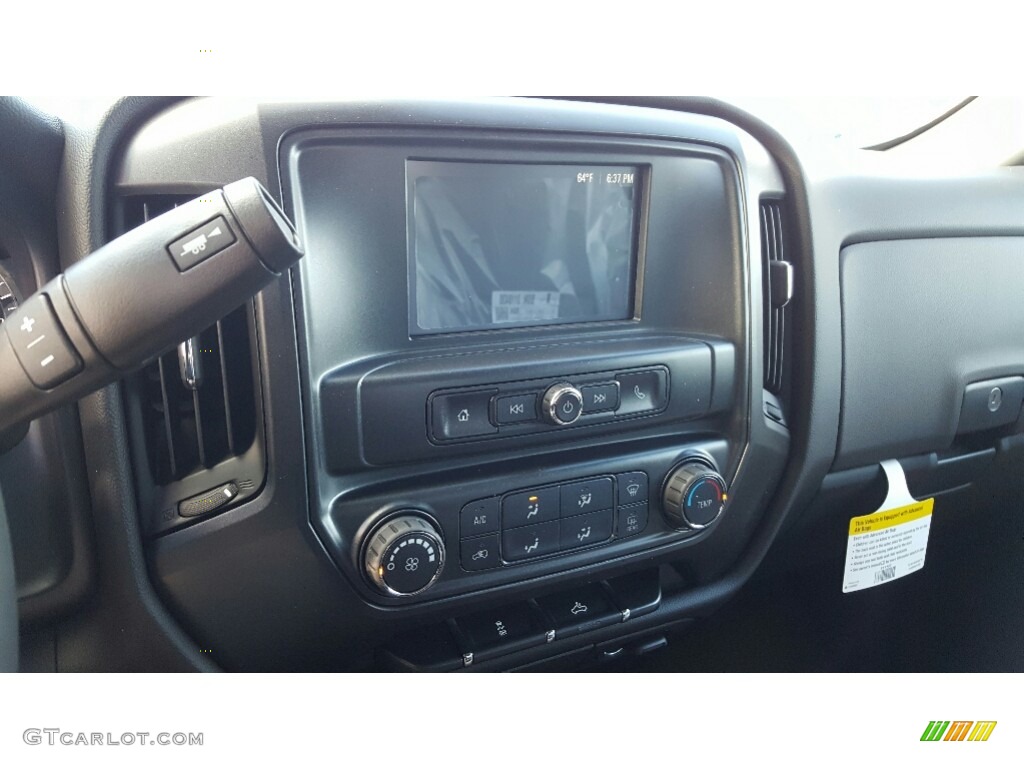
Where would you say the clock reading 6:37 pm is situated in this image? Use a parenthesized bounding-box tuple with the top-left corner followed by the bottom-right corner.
(575, 170, 635, 185)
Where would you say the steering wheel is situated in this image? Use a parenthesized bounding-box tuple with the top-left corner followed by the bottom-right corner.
(0, 490, 16, 671)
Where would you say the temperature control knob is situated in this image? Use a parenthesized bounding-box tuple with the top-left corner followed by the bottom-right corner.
(363, 514, 446, 597)
(662, 460, 728, 530)
(541, 382, 584, 425)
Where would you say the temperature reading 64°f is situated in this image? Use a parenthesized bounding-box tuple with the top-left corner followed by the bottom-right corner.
(606, 171, 635, 184)
(576, 172, 594, 183)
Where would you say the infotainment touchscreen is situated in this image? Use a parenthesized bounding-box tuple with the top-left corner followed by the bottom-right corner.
(408, 161, 641, 335)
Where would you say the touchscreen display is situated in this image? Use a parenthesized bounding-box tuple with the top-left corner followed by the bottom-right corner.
(408, 161, 641, 335)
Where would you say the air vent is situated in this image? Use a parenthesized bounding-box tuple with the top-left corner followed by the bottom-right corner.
(120, 195, 262, 490)
(139, 308, 257, 483)
(760, 200, 793, 395)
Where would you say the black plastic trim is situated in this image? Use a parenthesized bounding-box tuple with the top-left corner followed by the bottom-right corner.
(560, 96, 831, 622)
(51, 97, 217, 671)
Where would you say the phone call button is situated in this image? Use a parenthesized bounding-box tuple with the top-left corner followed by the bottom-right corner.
(615, 368, 668, 415)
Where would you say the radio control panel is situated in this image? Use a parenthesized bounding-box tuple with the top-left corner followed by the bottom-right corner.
(320, 336, 734, 471)
(430, 367, 669, 442)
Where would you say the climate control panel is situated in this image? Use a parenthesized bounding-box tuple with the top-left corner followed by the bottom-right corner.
(349, 448, 730, 600)
(457, 472, 651, 573)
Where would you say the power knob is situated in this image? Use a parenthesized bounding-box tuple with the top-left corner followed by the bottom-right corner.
(541, 382, 584, 425)
(363, 513, 446, 597)
(662, 459, 728, 530)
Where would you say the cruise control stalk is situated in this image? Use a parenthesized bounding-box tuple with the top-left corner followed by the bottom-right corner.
(0, 177, 303, 440)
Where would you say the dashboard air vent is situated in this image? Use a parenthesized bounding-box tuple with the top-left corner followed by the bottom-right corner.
(139, 307, 257, 483)
(760, 200, 793, 395)
(121, 195, 259, 485)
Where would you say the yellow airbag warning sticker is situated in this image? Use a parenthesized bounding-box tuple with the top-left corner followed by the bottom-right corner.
(842, 460, 933, 593)
(847, 501, 933, 536)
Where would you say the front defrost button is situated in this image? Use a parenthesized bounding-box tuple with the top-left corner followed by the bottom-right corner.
(616, 472, 649, 505)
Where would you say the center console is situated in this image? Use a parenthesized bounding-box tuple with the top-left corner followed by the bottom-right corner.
(122, 98, 792, 670)
(284, 116, 786, 615)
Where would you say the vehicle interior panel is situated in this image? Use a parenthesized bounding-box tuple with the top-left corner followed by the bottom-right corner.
(0, 95, 1020, 673)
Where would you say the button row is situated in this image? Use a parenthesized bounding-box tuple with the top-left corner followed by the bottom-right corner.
(495, 382, 616, 426)
(503, 477, 614, 528)
(461, 503, 649, 571)
(455, 583, 628, 664)
(459, 472, 649, 570)
(460, 472, 647, 538)
(431, 367, 669, 440)
(379, 570, 663, 670)
(461, 509, 649, 574)
(503, 508, 614, 562)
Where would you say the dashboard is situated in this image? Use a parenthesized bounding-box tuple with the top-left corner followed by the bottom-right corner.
(4, 96, 1024, 672)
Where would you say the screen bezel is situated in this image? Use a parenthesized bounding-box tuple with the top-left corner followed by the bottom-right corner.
(405, 159, 648, 338)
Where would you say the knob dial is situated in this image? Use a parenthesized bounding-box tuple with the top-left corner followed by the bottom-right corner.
(662, 460, 728, 530)
(541, 382, 584, 425)
(363, 514, 446, 597)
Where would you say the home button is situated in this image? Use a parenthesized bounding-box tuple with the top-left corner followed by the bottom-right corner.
(430, 390, 498, 439)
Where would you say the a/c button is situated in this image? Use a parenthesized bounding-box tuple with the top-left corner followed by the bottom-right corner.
(461, 497, 500, 536)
